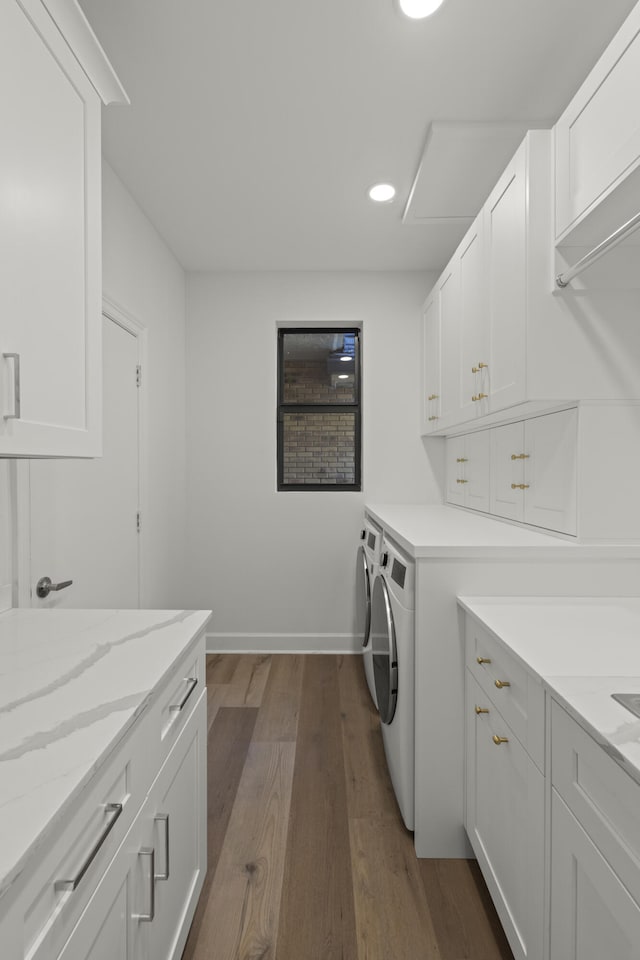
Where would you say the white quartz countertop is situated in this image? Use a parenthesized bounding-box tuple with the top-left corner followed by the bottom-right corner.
(0, 607, 211, 899)
(365, 503, 640, 559)
(458, 596, 640, 785)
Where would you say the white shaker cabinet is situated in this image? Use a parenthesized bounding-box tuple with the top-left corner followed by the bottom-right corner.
(555, 2, 640, 244)
(0, 0, 126, 457)
(459, 216, 488, 423)
(490, 409, 577, 536)
(438, 260, 461, 427)
(421, 292, 440, 433)
(445, 430, 490, 512)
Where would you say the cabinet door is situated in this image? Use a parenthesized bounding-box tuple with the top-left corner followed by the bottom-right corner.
(55, 808, 150, 960)
(490, 422, 525, 522)
(464, 430, 490, 513)
(421, 292, 440, 434)
(438, 260, 461, 425)
(445, 436, 466, 506)
(486, 143, 527, 414)
(550, 791, 640, 960)
(148, 694, 207, 960)
(0, 0, 102, 457)
(465, 673, 544, 960)
(459, 216, 488, 422)
(523, 409, 577, 535)
(555, 5, 640, 240)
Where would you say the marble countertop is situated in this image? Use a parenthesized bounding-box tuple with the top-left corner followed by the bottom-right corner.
(365, 503, 640, 559)
(458, 596, 640, 785)
(0, 607, 211, 900)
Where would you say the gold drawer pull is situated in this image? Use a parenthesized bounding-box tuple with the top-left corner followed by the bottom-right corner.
(456, 479, 469, 484)
(427, 394, 439, 400)
(477, 393, 488, 399)
(478, 362, 488, 369)
(511, 483, 530, 490)
(475, 706, 489, 715)
(472, 366, 479, 373)
(456, 457, 468, 463)
(471, 395, 479, 401)
(492, 735, 509, 745)
(428, 416, 439, 421)
(511, 453, 530, 460)
(494, 679, 511, 689)
(476, 656, 491, 664)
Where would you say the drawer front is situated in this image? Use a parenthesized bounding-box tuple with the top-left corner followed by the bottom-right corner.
(466, 617, 529, 745)
(551, 699, 640, 905)
(21, 708, 154, 960)
(150, 632, 206, 767)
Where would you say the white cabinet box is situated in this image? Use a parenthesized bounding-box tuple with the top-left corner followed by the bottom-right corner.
(445, 431, 490, 513)
(0, 0, 126, 457)
(420, 291, 440, 433)
(555, 2, 640, 247)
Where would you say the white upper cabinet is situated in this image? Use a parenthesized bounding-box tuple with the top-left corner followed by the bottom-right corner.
(459, 216, 488, 423)
(0, 0, 127, 457)
(438, 258, 461, 426)
(421, 291, 440, 433)
(555, 2, 640, 245)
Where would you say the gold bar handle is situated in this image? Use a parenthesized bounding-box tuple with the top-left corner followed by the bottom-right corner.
(471, 366, 479, 373)
(511, 483, 530, 490)
(494, 679, 511, 689)
(476, 656, 491, 664)
(428, 415, 439, 421)
(478, 362, 488, 369)
(492, 735, 509, 745)
(456, 458, 468, 463)
(456, 479, 469, 484)
(471, 395, 478, 402)
(477, 393, 488, 399)
(475, 706, 489, 715)
(427, 394, 439, 401)
(510, 454, 530, 460)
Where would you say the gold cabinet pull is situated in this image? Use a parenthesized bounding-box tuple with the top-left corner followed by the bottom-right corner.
(471, 395, 479, 402)
(428, 394, 439, 401)
(456, 457, 468, 463)
(477, 393, 488, 399)
(478, 362, 488, 369)
(456, 479, 469, 484)
(476, 656, 491, 664)
(428, 416, 439, 421)
(475, 706, 489, 715)
(492, 735, 509, 745)
(511, 483, 530, 490)
(471, 366, 479, 373)
(510, 453, 530, 460)
(494, 679, 511, 689)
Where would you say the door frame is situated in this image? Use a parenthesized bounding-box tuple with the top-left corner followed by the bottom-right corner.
(12, 295, 147, 608)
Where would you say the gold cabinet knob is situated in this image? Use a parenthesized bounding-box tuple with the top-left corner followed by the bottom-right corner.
(456, 479, 469, 484)
(476, 656, 491, 664)
(492, 735, 509, 745)
(456, 458, 468, 463)
(477, 393, 488, 399)
(494, 679, 511, 689)
(478, 362, 488, 369)
(428, 416, 439, 421)
(511, 483, 530, 490)
(510, 454, 530, 460)
(475, 705, 489, 715)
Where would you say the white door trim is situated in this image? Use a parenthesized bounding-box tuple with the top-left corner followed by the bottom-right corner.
(12, 295, 147, 608)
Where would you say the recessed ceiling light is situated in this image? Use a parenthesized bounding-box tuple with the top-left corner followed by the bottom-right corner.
(368, 183, 396, 203)
(338, 374, 349, 379)
(398, 0, 445, 19)
(340, 356, 352, 362)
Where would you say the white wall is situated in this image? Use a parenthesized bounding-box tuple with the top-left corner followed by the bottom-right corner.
(100, 162, 188, 608)
(184, 271, 443, 651)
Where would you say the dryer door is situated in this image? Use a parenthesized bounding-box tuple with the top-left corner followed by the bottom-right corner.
(355, 545, 371, 647)
(371, 575, 398, 725)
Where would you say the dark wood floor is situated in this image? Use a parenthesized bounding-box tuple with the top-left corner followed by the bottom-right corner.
(182, 654, 514, 960)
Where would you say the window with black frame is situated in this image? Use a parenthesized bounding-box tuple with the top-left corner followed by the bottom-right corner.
(277, 328, 361, 491)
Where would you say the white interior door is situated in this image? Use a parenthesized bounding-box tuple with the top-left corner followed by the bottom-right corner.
(29, 316, 140, 608)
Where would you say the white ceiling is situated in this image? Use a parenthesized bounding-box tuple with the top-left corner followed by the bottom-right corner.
(78, 0, 638, 273)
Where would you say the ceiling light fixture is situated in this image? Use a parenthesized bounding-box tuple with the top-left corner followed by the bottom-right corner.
(368, 183, 396, 203)
(398, 0, 445, 19)
(340, 356, 352, 362)
(338, 374, 350, 379)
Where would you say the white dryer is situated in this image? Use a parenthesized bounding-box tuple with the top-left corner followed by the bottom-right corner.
(355, 515, 382, 708)
(371, 535, 415, 830)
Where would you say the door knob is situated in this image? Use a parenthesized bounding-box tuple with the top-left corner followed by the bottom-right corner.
(36, 576, 73, 599)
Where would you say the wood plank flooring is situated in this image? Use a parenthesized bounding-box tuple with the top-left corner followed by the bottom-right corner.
(182, 654, 514, 960)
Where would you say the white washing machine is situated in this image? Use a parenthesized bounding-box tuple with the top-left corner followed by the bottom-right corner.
(370, 535, 415, 830)
(355, 515, 382, 708)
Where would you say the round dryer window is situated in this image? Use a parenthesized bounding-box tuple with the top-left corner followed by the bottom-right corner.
(370, 575, 398, 724)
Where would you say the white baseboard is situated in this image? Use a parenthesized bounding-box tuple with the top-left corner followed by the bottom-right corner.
(206, 632, 361, 655)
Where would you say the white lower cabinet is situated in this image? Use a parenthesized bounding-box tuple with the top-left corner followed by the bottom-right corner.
(55, 692, 207, 960)
(464, 632, 544, 960)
